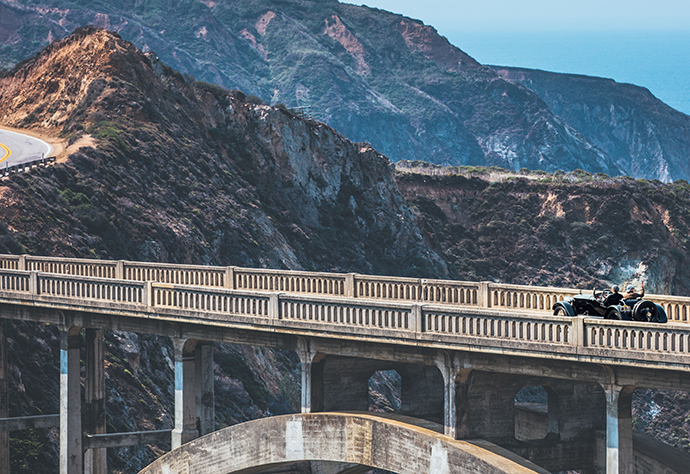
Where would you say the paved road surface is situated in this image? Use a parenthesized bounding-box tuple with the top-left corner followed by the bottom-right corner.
(0, 129, 53, 169)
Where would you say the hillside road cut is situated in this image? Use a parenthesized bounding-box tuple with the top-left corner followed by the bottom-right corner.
(0, 128, 53, 169)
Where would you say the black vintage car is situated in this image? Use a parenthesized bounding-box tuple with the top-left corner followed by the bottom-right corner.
(552, 289, 667, 323)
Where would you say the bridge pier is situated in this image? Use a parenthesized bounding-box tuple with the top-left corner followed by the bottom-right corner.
(60, 326, 83, 474)
(172, 339, 214, 449)
(297, 338, 325, 413)
(0, 321, 8, 474)
(435, 353, 471, 439)
(84, 329, 106, 474)
(602, 383, 635, 474)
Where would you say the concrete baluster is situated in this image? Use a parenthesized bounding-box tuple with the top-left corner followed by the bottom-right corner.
(84, 329, 106, 474)
(60, 326, 83, 474)
(0, 320, 8, 474)
(602, 382, 635, 474)
(172, 339, 200, 449)
(297, 337, 325, 413)
(195, 342, 214, 436)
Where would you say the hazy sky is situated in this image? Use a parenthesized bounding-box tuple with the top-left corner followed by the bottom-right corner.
(351, 0, 690, 33)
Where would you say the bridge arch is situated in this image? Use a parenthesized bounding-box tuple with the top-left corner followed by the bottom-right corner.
(140, 412, 548, 474)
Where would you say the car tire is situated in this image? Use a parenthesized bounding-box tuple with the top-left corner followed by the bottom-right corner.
(553, 306, 569, 316)
(606, 308, 623, 320)
(633, 300, 658, 322)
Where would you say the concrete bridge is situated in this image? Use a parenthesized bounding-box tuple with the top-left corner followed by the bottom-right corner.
(0, 254, 690, 473)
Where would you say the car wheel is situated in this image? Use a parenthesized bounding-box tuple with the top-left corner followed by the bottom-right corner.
(553, 306, 568, 316)
(606, 308, 623, 320)
(633, 300, 658, 322)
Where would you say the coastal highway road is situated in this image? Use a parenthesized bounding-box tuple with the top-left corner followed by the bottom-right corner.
(0, 128, 53, 168)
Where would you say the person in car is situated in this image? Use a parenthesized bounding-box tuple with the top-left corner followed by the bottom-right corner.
(604, 285, 624, 306)
(623, 282, 645, 300)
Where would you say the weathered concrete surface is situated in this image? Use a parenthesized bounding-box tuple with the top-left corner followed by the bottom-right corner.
(592, 430, 690, 474)
(633, 431, 690, 474)
(0, 320, 7, 474)
(138, 412, 550, 474)
(84, 328, 106, 474)
(0, 414, 59, 431)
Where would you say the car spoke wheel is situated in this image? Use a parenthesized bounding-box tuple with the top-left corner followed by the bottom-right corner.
(633, 301, 658, 322)
(606, 308, 623, 320)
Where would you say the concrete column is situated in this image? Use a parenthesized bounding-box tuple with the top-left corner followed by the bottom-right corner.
(603, 384, 635, 474)
(297, 338, 325, 413)
(60, 327, 83, 474)
(172, 339, 199, 449)
(195, 342, 214, 436)
(435, 354, 472, 439)
(84, 329, 106, 474)
(0, 320, 8, 474)
(545, 386, 560, 438)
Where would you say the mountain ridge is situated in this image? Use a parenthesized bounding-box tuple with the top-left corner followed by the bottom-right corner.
(0, 0, 631, 178)
(495, 66, 690, 183)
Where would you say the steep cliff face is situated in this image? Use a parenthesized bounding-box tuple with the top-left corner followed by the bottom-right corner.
(396, 162, 690, 296)
(495, 67, 690, 182)
(0, 0, 622, 176)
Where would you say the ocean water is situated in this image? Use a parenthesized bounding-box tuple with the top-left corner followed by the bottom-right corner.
(446, 30, 690, 116)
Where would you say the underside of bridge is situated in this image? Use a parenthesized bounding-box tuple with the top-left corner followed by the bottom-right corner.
(138, 412, 549, 474)
(297, 352, 690, 474)
(3, 305, 690, 473)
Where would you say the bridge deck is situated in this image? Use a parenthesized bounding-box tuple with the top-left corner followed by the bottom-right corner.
(0, 267, 688, 374)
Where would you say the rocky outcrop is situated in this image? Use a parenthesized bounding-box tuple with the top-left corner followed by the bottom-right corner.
(496, 67, 690, 182)
(0, 26, 445, 276)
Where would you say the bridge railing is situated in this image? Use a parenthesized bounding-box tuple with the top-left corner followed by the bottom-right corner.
(152, 283, 270, 320)
(584, 318, 690, 354)
(122, 261, 228, 288)
(233, 267, 348, 296)
(1, 269, 689, 364)
(487, 283, 579, 312)
(1, 254, 690, 323)
(24, 255, 118, 278)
